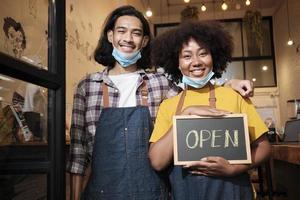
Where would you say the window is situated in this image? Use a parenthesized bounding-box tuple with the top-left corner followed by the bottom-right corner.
(221, 17, 276, 87)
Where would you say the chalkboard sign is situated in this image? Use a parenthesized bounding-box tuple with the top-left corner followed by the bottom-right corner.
(173, 114, 251, 165)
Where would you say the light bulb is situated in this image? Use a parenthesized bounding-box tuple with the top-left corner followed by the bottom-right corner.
(146, 9, 153, 17)
(252, 78, 256, 82)
(201, 4, 207, 12)
(262, 66, 268, 71)
(235, 3, 241, 10)
(221, 2, 228, 10)
(246, 0, 251, 6)
(287, 39, 294, 46)
(184, 0, 190, 3)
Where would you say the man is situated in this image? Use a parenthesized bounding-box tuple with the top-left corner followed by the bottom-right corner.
(67, 5, 253, 200)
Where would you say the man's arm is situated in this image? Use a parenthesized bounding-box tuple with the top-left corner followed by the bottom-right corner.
(70, 164, 91, 200)
(70, 174, 83, 200)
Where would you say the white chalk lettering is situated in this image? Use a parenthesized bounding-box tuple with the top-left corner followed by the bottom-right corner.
(185, 129, 239, 149)
(224, 130, 239, 147)
(186, 130, 198, 149)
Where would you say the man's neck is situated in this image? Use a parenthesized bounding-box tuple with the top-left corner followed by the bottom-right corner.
(109, 63, 138, 75)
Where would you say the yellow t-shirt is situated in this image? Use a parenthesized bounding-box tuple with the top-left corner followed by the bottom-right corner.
(150, 85, 268, 143)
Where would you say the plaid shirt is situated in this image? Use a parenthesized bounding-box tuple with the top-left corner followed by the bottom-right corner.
(67, 68, 180, 174)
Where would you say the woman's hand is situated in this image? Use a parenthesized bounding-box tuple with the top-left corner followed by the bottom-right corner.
(183, 157, 242, 177)
(224, 79, 254, 97)
(181, 106, 231, 116)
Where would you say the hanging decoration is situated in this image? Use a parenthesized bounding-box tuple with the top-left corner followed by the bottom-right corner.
(180, 6, 199, 22)
(243, 10, 263, 54)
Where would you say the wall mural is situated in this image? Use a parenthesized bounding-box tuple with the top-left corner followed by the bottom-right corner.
(66, 3, 97, 64)
(28, 0, 38, 19)
(3, 17, 27, 58)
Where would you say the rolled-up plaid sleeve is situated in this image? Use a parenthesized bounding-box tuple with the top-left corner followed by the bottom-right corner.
(67, 79, 88, 175)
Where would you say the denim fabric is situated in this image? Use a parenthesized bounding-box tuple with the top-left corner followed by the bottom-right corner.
(169, 166, 253, 200)
(83, 106, 168, 200)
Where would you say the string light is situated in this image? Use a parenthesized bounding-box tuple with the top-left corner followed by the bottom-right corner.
(201, 3, 207, 12)
(221, 1, 228, 11)
(287, 39, 294, 46)
(146, 8, 153, 17)
(262, 66, 268, 71)
(245, 0, 251, 6)
(286, 0, 294, 46)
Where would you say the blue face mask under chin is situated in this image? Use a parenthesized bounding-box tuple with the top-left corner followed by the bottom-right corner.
(112, 47, 142, 68)
(181, 70, 215, 88)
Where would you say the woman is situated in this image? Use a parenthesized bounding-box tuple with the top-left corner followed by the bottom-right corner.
(149, 21, 271, 200)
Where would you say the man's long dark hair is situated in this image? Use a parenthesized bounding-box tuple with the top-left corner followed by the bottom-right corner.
(94, 5, 152, 70)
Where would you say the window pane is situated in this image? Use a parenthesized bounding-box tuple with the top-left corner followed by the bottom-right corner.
(215, 61, 244, 85)
(0, 174, 47, 199)
(245, 60, 275, 87)
(0, 74, 48, 160)
(221, 21, 243, 57)
(0, 0, 48, 69)
(243, 19, 272, 57)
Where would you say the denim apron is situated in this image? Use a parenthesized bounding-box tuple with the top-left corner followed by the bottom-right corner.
(169, 83, 253, 200)
(83, 81, 168, 200)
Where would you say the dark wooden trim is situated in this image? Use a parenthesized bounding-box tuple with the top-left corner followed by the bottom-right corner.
(0, 161, 50, 174)
(47, 0, 66, 199)
(153, 22, 179, 36)
(0, 52, 61, 89)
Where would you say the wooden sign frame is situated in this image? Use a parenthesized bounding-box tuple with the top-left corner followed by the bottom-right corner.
(173, 114, 251, 165)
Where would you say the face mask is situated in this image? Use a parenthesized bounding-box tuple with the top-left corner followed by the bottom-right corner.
(181, 70, 215, 88)
(112, 47, 142, 67)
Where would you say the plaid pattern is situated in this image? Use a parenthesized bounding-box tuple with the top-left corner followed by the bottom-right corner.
(67, 68, 179, 174)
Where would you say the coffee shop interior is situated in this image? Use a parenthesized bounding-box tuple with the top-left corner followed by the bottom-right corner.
(0, 0, 300, 199)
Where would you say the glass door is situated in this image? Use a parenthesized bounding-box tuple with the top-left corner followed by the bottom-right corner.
(0, 0, 66, 199)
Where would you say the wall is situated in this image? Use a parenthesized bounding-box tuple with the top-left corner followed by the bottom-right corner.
(273, 0, 300, 127)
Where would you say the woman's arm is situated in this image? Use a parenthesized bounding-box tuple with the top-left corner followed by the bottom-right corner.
(149, 127, 173, 171)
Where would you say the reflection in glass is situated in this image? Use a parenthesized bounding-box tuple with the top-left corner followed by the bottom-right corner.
(243, 19, 272, 57)
(245, 60, 275, 87)
(0, 74, 48, 145)
(216, 61, 244, 85)
(0, 0, 48, 69)
(0, 174, 47, 199)
(221, 21, 243, 57)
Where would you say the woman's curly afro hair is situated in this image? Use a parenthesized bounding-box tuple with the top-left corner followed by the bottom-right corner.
(151, 20, 233, 83)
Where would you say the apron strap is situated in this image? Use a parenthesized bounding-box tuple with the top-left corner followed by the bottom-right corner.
(175, 90, 186, 115)
(140, 80, 149, 107)
(175, 83, 217, 114)
(102, 82, 109, 108)
(208, 83, 216, 108)
(101, 80, 149, 108)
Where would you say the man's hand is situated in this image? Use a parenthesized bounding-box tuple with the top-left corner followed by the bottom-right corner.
(225, 79, 254, 97)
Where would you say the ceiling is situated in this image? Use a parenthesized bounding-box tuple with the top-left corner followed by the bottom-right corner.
(143, 0, 283, 18)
